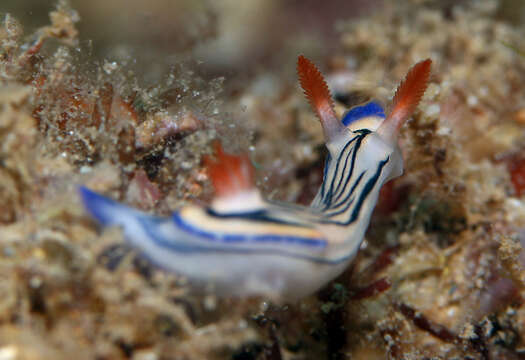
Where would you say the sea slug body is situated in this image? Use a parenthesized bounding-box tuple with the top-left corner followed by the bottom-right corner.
(80, 56, 431, 301)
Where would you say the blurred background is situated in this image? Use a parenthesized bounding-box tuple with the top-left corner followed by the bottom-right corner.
(1, 0, 381, 77)
(3, 0, 525, 83)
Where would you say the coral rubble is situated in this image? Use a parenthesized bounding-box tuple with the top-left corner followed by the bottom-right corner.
(2, 0, 525, 359)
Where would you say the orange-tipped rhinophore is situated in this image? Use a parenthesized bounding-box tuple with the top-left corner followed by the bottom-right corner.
(378, 59, 432, 142)
(297, 55, 344, 142)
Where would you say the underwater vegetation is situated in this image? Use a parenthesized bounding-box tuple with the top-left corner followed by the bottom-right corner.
(1, 0, 525, 359)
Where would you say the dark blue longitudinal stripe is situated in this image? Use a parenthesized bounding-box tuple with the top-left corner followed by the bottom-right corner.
(328, 171, 365, 210)
(324, 196, 355, 218)
(322, 136, 358, 206)
(319, 157, 389, 225)
(205, 208, 306, 227)
(138, 216, 352, 265)
(347, 157, 389, 223)
(322, 130, 370, 208)
(329, 141, 362, 206)
(322, 135, 361, 206)
(319, 153, 331, 198)
(331, 141, 355, 198)
(171, 212, 326, 248)
(326, 137, 357, 196)
(323, 171, 365, 217)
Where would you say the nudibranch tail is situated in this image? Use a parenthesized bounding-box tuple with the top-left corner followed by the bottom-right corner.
(203, 141, 255, 199)
(378, 59, 432, 142)
(79, 186, 138, 228)
(297, 55, 344, 142)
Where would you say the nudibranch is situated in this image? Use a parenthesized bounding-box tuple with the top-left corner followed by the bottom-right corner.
(80, 56, 431, 301)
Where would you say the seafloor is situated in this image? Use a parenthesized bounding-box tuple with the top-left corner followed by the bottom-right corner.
(1, 0, 525, 359)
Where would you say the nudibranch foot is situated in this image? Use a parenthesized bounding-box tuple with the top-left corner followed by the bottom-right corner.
(79, 186, 347, 301)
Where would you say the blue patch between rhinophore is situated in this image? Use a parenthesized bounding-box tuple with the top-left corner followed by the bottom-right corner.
(342, 101, 385, 126)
